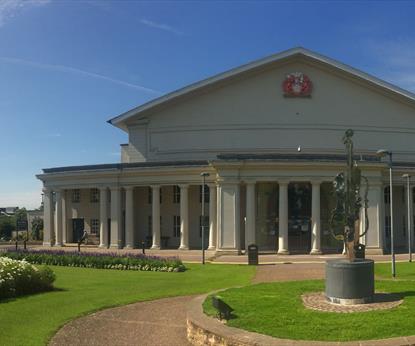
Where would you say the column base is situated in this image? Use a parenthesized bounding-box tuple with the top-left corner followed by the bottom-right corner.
(277, 249, 290, 255)
(99, 244, 108, 248)
(42, 242, 52, 246)
(208, 246, 216, 250)
(310, 249, 322, 255)
(124, 244, 134, 249)
(110, 244, 121, 249)
(179, 245, 189, 250)
(151, 245, 161, 250)
(54, 242, 63, 247)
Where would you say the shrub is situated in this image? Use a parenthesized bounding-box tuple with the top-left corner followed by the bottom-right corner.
(1, 249, 186, 272)
(0, 257, 55, 299)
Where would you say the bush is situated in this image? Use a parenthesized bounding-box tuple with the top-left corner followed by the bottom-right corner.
(0, 257, 55, 299)
(2, 249, 186, 273)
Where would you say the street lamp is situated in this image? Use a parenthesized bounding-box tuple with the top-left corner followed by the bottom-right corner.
(402, 174, 412, 262)
(376, 149, 396, 277)
(200, 172, 210, 265)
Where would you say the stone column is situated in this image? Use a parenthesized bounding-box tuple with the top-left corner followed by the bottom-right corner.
(43, 187, 54, 246)
(217, 182, 241, 253)
(310, 180, 322, 254)
(54, 190, 63, 246)
(410, 186, 414, 251)
(278, 181, 289, 254)
(179, 184, 189, 250)
(245, 182, 256, 249)
(208, 184, 217, 250)
(110, 187, 122, 248)
(99, 187, 109, 248)
(125, 186, 134, 248)
(151, 185, 161, 249)
(61, 190, 67, 245)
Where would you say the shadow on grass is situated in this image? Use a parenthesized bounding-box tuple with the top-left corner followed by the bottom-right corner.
(0, 286, 67, 304)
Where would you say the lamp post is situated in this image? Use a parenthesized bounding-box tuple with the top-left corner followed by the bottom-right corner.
(376, 149, 395, 277)
(402, 174, 412, 262)
(200, 172, 210, 265)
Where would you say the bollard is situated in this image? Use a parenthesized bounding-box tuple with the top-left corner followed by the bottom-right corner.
(77, 242, 81, 253)
(23, 240, 27, 250)
(247, 244, 259, 265)
(15, 241, 18, 251)
(142, 241, 145, 254)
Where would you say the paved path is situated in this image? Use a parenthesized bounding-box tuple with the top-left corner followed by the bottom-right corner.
(49, 263, 326, 346)
(49, 296, 193, 346)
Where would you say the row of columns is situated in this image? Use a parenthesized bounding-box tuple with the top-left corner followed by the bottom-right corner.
(244, 180, 322, 255)
(44, 184, 218, 250)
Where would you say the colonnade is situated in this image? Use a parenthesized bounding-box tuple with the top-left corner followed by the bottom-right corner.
(42, 184, 218, 250)
(243, 180, 322, 255)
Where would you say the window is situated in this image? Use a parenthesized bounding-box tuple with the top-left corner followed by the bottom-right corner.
(384, 187, 390, 204)
(148, 187, 162, 204)
(199, 215, 209, 237)
(90, 219, 99, 234)
(148, 215, 152, 235)
(173, 215, 180, 237)
(72, 189, 80, 203)
(385, 215, 391, 238)
(199, 185, 210, 203)
(90, 188, 99, 203)
(173, 186, 180, 204)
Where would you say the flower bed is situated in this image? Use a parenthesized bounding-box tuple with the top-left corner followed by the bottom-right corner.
(1, 249, 186, 272)
(0, 257, 55, 299)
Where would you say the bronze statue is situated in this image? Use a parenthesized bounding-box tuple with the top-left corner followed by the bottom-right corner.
(330, 129, 369, 261)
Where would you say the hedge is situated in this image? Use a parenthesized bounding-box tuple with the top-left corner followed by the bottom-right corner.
(0, 257, 55, 299)
(1, 249, 186, 272)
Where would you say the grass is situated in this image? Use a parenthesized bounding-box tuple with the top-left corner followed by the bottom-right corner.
(376, 261, 415, 280)
(203, 263, 415, 342)
(0, 263, 255, 346)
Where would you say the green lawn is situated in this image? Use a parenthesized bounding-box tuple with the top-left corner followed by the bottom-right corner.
(203, 264, 415, 342)
(0, 264, 255, 346)
(376, 261, 415, 280)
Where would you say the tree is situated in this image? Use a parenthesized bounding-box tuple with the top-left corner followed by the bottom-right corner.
(31, 217, 44, 240)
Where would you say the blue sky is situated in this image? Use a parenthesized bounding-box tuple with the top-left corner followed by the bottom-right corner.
(1, 0, 415, 209)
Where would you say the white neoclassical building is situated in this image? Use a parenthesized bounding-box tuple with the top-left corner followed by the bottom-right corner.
(37, 47, 415, 255)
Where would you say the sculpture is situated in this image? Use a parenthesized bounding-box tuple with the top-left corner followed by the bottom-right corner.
(330, 129, 369, 261)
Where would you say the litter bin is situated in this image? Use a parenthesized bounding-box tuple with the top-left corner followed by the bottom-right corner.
(247, 244, 258, 265)
(354, 243, 365, 259)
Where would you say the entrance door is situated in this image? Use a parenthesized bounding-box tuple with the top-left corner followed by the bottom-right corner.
(288, 183, 311, 253)
(72, 218, 84, 243)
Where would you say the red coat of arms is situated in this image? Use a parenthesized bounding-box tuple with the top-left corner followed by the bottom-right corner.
(282, 72, 312, 97)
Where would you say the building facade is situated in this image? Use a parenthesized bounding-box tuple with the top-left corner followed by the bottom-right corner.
(37, 47, 415, 255)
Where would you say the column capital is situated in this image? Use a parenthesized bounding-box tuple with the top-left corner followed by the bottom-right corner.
(99, 186, 108, 192)
(109, 186, 121, 192)
(244, 180, 257, 186)
(178, 184, 189, 189)
(310, 179, 323, 186)
(42, 187, 52, 194)
(150, 184, 160, 190)
(124, 185, 134, 191)
(278, 179, 290, 186)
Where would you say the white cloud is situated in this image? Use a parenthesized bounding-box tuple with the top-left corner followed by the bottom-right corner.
(0, 190, 42, 210)
(0, 56, 161, 94)
(0, 0, 50, 27)
(140, 18, 183, 35)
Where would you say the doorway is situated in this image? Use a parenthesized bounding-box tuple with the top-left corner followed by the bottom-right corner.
(288, 183, 311, 253)
(72, 218, 84, 243)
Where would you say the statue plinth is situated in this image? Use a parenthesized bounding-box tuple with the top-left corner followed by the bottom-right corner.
(325, 259, 374, 305)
